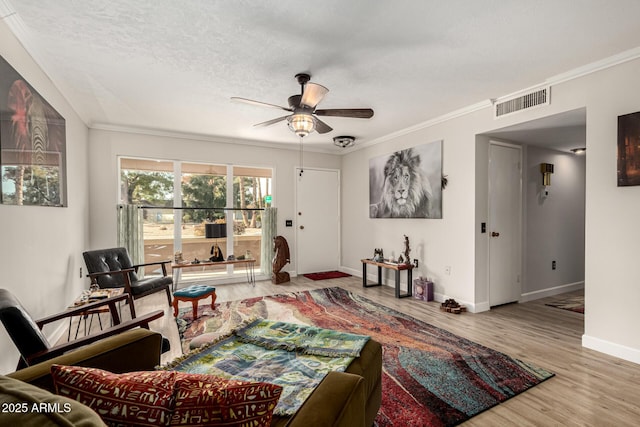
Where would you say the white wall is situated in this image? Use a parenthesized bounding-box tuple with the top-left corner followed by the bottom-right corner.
(523, 146, 585, 298)
(87, 129, 341, 277)
(341, 55, 640, 364)
(341, 110, 490, 309)
(581, 59, 640, 362)
(0, 20, 90, 374)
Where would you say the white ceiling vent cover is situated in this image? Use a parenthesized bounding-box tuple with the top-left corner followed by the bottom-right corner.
(494, 86, 550, 118)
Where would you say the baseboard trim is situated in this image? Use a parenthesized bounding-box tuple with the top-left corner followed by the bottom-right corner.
(341, 266, 360, 277)
(520, 281, 584, 302)
(582, 334, 640, 365)
(343, 265, 483, 313)
(473, 301, 491, 313)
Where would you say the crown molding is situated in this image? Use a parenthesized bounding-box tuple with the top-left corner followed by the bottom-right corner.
(89, 123, 339, 155)
(0, 0, 15, 19)
(546, 46, 640, 86)
(355, 99, 492, 151)
(350, 46, 640, 153)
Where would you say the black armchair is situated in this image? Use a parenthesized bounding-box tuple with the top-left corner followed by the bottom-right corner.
(82, 247, 172, 317)
(0, 288, 165, 370)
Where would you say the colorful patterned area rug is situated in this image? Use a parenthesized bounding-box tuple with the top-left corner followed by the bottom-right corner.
(545, 295, 585, 314)
(175, 287, 554, 427)
(303, 270, 352, 280)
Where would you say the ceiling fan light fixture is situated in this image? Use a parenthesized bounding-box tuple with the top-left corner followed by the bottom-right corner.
(287, 113, 315, 137)
(333, 135, 355, 148)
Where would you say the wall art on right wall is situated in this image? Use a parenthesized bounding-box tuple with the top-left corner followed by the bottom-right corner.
(369, 140, 443, 218)
(617, 111, 640, 186)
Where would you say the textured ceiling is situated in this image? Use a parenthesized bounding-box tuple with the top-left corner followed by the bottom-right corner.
(2, 0, 640, 152)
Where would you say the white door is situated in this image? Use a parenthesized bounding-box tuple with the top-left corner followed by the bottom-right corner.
(489, 142, 522, 306)
(296, 168, 340, 274)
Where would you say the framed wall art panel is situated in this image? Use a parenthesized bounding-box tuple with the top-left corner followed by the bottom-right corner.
(369, 140, 442, 218)
(617, 111, 640, 187)
(0, 55, 67, 207)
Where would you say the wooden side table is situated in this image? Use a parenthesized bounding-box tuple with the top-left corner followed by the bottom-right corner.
(361, 259, 413, 298)
(172, 284, 217, 318)
(67, 288, 125, 340)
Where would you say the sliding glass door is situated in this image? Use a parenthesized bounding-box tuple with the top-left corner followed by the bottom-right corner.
(119, 157, 272, 283)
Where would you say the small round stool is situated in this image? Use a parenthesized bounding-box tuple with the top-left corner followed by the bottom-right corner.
(172, 285, 217, 318)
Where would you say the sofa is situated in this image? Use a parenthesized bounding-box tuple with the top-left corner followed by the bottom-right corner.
(3, 328, 383, 427)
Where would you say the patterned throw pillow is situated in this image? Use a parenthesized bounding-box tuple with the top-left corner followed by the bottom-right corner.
(170, 373, 283, 427)
(51, 365, 176, 427)
(50, 365, 283, 427)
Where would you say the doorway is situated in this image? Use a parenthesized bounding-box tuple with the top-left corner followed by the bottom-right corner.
(482, 108, 586, 311)
(295, 168, 340, 275)
(488, 141, 523, 306)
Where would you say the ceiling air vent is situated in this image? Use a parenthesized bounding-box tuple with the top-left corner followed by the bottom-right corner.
(494, 86, 550, 118)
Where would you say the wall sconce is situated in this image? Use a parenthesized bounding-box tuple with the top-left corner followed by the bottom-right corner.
(540, 163, 554, 197)
(540, 163, 554, 186)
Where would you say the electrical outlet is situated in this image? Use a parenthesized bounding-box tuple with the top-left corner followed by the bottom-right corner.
(552, 260, 556, 270)
(445, 266, 451, 275)
(79, 267, 83, 278)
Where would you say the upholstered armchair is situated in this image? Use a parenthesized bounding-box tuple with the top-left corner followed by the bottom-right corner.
(82, 247, 172, 317)
(0, 289, 165, 370)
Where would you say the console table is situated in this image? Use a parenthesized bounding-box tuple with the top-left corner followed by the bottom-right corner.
(361, 259, 413, 298)
(171, 259, 256, 290)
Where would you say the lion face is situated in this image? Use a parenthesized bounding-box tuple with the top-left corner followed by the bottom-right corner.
(389, 165, 412, 206)
(371, 148, 433, 218)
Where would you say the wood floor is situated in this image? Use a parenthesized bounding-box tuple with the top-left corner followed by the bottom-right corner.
(122, 277, 640, 426)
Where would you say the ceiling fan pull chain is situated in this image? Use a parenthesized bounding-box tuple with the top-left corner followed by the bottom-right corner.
(299, 135, 304, 176)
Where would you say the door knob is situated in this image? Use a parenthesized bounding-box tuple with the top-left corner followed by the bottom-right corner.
(299, 225, 304, 230)
(491, 231, 500, 237)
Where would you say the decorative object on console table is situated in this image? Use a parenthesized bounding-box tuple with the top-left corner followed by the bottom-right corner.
(205, 222, 226, 262)
(272, 236, 290, 284)
(402, 235, 412, 265)
(413, 277, 434, 301)
(373, 248, 384, 262)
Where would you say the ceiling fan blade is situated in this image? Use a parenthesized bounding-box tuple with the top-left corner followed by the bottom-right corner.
(300, 83, 329, 108)
(231, 97, 292, 112)
(315, 108, 374, 119)
(314, 117, 333, 134)
(253, 115, 290, 128)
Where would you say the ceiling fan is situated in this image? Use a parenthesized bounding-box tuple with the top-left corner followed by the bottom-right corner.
(231, 73, 374, 137)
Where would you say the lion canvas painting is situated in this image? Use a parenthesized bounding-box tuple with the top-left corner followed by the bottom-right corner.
(369, 140, 442, 218)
